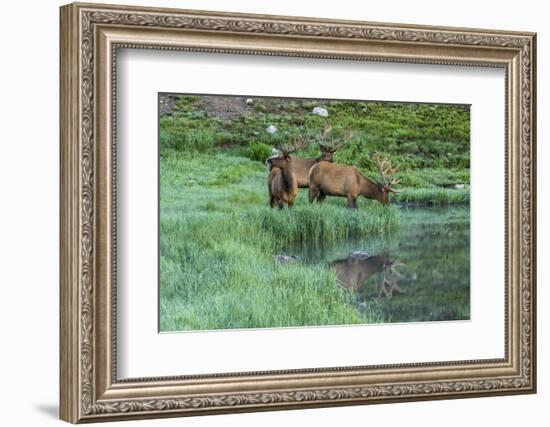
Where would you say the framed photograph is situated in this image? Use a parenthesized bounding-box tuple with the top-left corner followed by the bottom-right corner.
(60, 2, 537, 423)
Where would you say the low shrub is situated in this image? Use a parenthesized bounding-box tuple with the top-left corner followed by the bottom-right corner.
(247, 142, 273, 162)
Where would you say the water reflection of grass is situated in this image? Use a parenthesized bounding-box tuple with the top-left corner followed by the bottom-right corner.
(356, 218, 470, 323)
(160, 150, 469, 331)
(291, 206, 470, 323)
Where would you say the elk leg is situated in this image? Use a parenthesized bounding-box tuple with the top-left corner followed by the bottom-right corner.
(317, 192, 326, 204)
(268, 182, 275, 208)
(308, 186, 319, 203)
(346, 195, 357, 209)
(277, 199, 284, 209)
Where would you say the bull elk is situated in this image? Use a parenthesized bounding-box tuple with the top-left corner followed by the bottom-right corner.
(267, 136, 310, 209)
(308, 153, 402, 208)
(268, 125, 353, 188)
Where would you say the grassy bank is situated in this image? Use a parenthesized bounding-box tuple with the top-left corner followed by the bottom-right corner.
(393, 187, 469, 205)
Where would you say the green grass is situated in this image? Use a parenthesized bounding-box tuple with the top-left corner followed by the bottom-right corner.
(160, 96, 470, 173)
(160, 96, 470, 205)
(160, 150, 399, 331)
(394, 187, 469, 206)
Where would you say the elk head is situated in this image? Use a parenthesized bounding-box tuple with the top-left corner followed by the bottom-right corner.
(317, 125, 353, 162)
(268, 135, 311, 170)
(373, 153, 402, 205)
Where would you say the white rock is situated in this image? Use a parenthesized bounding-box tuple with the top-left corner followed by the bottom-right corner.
(455, 183, 465, 189)
(245, 98, 254, 105)
(266, 124, 278, 134)
(312, 106, 329, 117)
(275, 254, 299, 264)
(350, 251, 370, 260)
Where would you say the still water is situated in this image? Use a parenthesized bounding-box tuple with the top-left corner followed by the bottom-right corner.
(286, 206, 470, 323)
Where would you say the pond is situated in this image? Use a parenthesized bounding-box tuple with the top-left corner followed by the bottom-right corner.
(283, 206, 470, 324)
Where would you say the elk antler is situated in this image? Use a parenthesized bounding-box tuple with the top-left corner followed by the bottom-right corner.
(373, 153, 402, 193)
(379, 260, 406, 298)
(335, 129, 354, 151)
(276, 134, 311, 155)
(317, 124, 332, 149)
(388, 260, 406, 277)
(318, 126, 354, 153)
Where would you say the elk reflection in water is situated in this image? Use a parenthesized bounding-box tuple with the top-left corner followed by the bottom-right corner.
(330, 251, 405, 298)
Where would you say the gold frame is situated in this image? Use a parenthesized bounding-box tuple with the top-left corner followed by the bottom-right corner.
(60, 2, 537, 423)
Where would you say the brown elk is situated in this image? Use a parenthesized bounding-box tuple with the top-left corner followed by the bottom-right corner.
(267, 137, 310, 209)
(268, 125, 353, 188)
(308, 153, 402, 208)
(330, 251, 405, 297)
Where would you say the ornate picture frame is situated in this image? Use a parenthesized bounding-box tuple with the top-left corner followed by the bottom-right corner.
(60, 2, 536, 423)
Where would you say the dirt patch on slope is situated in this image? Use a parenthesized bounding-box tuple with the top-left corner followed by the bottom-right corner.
(196, 95, 254, 120)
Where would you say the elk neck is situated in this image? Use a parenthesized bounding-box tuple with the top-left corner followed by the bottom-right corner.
(358, 171, 382, 198)
(280, 163, 297, 192)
